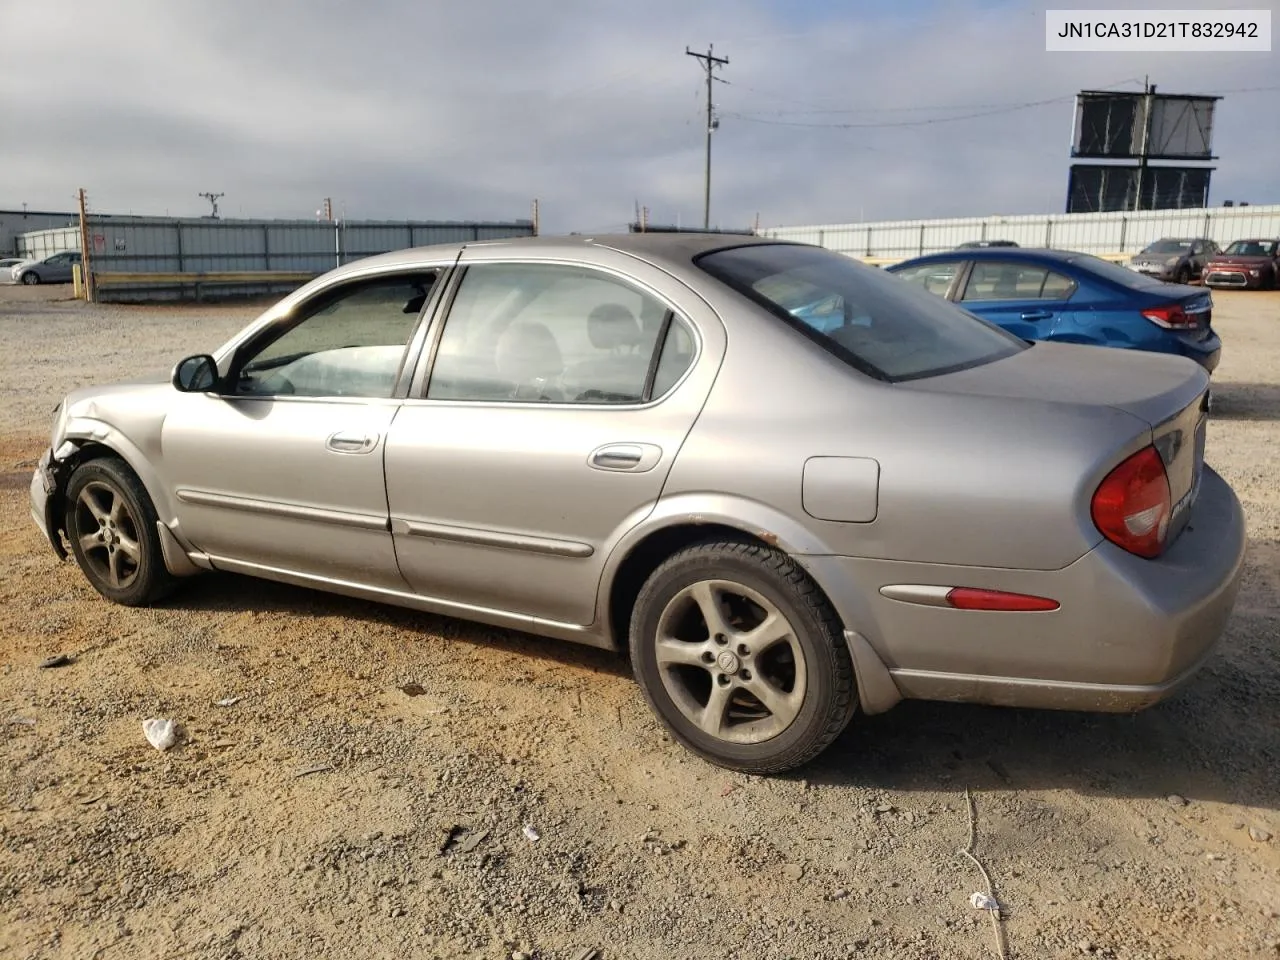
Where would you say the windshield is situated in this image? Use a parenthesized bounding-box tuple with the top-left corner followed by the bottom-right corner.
(696, 244, 1025, 381)
(1223, 240, 1277, 257)
(1141, 239, 1193, 255)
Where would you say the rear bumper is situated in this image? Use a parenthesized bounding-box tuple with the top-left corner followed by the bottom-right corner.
(1173, 332, 1221, 374)
(807, 466, 1246, 713)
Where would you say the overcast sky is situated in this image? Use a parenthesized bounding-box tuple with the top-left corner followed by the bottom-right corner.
(1, 0, 1276, 233)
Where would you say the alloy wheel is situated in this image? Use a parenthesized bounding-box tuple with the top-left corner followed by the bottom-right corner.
(653, 579, 808, 744)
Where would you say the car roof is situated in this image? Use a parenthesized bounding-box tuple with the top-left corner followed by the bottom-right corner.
(322, 231, 790, 278)
(899, 247, 1086, 265)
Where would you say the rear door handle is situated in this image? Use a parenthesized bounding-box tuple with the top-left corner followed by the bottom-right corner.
(589, 442, 662, 472)
(326, 431, 379, 454)
(1020, 310, 1054, 321)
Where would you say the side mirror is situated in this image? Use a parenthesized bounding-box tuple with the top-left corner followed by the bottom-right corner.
(171, 354, 219, 393)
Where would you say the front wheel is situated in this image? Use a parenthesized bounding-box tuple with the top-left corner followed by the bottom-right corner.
(20, 271, 40, 285)
(629, 539, 856, 773)
(64, 456, 178, 606)
(1175, 265, 1190, 285)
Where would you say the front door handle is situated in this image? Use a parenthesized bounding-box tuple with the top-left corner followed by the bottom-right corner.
(588, 442, 662, 472)
(1020, 310, 1054, 321)
(326, 431, 379, 454)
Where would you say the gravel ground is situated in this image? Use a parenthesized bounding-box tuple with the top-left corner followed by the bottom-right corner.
(1, 284, 1278, 960)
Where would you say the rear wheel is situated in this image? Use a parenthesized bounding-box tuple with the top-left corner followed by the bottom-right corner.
(20, 271, 40, 285)
(64, 457, 178, 606)
(1174, 265, 1190, 285)
(629, 539, 856, 773)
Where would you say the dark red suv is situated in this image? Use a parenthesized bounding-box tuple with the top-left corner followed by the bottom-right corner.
(1203, 238, 1280, 290)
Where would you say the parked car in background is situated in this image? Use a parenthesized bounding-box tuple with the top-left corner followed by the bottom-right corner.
(0, 257, 24, 278)
(30, 234, 1244, 773)
(886, 248, 1220, 373)
(1126, 237, 1219, 284)
(955, 239, 1018, 249)
(1202, 238, 1280, 290)
(10, 249, 82, 285)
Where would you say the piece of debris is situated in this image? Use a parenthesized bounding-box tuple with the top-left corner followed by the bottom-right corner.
(1167, 794, 1188, 807)
(141, 718, 179, 751)
(399, 683, 426, 697)
(39, 654, 74, 669)
(874, 803, 895, 814)
(8, 717, 36, 726)
(214, 697, 240, 707)
(438, 825, 463, 854)
(294, 763, 332, 778)
(456, 829, 490, 855)
(79, 794, 105, 805)
(720, 782, 739, 797)
(969, 892, 1001, 912)
(1206, 852, 1226, 861)
(572, 949, 600, 960)
(522, 824, 541, 843)
(1249, 826, 1273, 843)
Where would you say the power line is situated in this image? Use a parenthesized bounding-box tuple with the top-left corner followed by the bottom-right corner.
(723, 93, 1076, 129)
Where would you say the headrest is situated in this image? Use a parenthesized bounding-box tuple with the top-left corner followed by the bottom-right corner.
(495, 322, 563, 382)
(588, 303, 642, 350)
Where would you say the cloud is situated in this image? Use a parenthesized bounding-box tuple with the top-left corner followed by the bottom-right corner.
(1, 0, 1275, 232)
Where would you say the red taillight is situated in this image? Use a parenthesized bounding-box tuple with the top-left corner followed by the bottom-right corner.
(1141, 304, 1198, 329)
(1091, 446, 1171, 559)
(945, 588, 1060, 612)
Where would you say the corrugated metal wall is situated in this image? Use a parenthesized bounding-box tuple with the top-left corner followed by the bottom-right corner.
(1, 210, 78, 256)
(763, 203, 1280, 262)
(15, 215, 536, 300)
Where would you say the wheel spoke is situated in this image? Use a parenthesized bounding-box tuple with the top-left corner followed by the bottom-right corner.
(691, 581, 731, 638)
(740, 612, 792, 653)
(108, 493, 127, 524)
(107, 548, 125, 588)
(116, 533, 141, 563)
(743, 674, 803, 727)
(79, 532, 103, 554)
(79, 488, 110, 524)
(655, 637, 711, 668)
(697, 679, 734, 737)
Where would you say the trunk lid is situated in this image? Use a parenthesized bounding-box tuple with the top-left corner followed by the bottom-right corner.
(905, 341, 1210, 546)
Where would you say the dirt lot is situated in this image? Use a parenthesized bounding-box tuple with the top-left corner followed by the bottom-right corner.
(2, 284, 1278, 960)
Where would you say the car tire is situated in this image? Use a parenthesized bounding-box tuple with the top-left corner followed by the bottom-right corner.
(20, 271, 39, 285)
(64, 456, 179, 607)
(1175, 265, 1190, 285)
(629, 538, 856, 773)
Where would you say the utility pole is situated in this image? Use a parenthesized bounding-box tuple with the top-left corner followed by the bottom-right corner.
(198, 191, 224, 218)
(1134, 76, 1155, 212)
(531, 197, 540, 236)
(77, 187, 95, 302)
(686, 44, 728, 229)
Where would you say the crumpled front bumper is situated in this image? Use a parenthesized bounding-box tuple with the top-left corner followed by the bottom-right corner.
(29, 446, 67, 559)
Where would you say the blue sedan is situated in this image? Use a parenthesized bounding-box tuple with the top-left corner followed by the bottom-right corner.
(885, 248, 1221, 373)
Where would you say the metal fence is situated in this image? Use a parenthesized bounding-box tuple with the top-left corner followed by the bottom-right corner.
(762, 203, 1280, 263)
(16, 215, 537, 300)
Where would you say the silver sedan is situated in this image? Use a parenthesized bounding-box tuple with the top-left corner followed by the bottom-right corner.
(29, 234, 1246, 772)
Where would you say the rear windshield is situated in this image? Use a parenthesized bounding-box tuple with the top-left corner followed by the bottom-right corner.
(695, 243, 1025, 381)
(1064, 252, 1171, 290)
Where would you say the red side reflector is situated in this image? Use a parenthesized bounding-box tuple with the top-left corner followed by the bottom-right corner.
(945, 587, 1060, 612)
